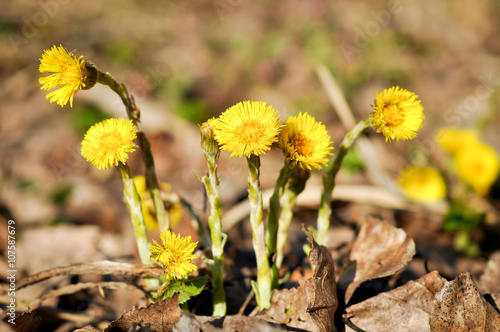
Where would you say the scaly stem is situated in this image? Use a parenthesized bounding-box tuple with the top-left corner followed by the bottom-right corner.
(266, 162, 292, 289)
(247, 155, 272, 310)
(200, 151, 227, 316)
(317, 120, 370, 245)
(276, 168, 309, 269)
(116, 163, 153, 265)
(98, 72, 169, 233)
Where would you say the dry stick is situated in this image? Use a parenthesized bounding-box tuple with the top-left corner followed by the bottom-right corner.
(97, 72, 170, 232)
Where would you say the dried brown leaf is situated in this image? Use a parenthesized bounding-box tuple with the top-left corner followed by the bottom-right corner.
(430, 271, 500, 332)
(343, 271, 447, 332)
(175, 312, 286, 332)
(480, 251, 500, 294)
(339, 217, 416, 303)
(259, 278, 316, 331)
(105, 293, 181, 332)
(301, 224, 338, 332)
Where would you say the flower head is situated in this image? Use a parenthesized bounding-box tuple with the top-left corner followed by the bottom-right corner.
(370, 86, 424, 142)
(398, 167, 447, 202)
(436, 127, 481, 155)
(39, 45, 94, 107)
(150, 230, 198, 280)
(214, 101, 280, 158)
(278, 113, 333, 170)
(81, 118, 137, 170)
(200, 117, 220, 156)
(454, 143, 500, 195)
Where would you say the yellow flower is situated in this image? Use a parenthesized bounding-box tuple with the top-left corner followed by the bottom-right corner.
(455, 143, 500, 195)
(214, 101, 280, 157)
(39, 45, 89, 107)
(133, 175, 183, 230)
(398, 167, 447, 202)
(81, 118, 137, 170)
(150, 230, 198, 280)
(278, 112, 333, 170)
(436, 127, 481, 155)
(370, 86, 424, 142)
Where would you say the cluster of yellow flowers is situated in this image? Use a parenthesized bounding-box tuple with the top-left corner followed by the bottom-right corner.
(437, 128, 500, 195)
(39, 44, 428, 292)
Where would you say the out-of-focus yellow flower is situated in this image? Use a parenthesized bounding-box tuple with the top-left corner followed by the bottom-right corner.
(454, 143, 500, 195)
(398, 166, 447, 202)
(132, 175, 182, 230)
(39, 45, 95, 107)
(436, 128, 481, 155)
(278, 113, 333, 170)
(214, 101, 280, 158)
(81, 118, 137, 170)
(370, 86, 424, 142)
(150, 230, 198, 280)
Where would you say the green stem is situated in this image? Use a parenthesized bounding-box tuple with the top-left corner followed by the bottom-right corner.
(266, 162, 292, 289)
(276, 169, 309, 269)
(98, 72, 169, 233)
(317, 120, 371, 245)
(247, 155, 272, 310)
(200, 151, 227, 316)
(116, 163, 153, 265)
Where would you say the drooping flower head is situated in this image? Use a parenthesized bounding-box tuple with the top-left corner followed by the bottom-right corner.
(278, 112, 333, 170)
(39, 45, 96, 107)
(454, 143, 500, 195)
(81, 118, 137, 170)
(214, 101, 280, 158)
(370, 86, 424, 142)
(150, 230, 198, 280)
(398, 167, 447, 202)
(436, 127, 481, 155)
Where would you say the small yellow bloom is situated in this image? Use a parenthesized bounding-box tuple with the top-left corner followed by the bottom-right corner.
(398, 167, 447, 202)
(81, 118, 137, 170)
(455, 143, 500, 195)
(39, 45, 88, 107)
(150, 230, 198, 280)
(133, 175, 183, 230)
(370, 86, 424, 142)
(278, 113, 333, 170)
(214, 101, 280, 158)
(436, 127, 481, 155)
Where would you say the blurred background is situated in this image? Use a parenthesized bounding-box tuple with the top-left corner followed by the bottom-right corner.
(1, 0, 500, 279)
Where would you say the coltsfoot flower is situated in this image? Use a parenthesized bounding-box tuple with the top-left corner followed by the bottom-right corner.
(436, 127, 480, 155)
(455, 143, 500, 195)
(398, 167, 447, 202)
(39, 45, 95, 107)
(150, 230, 198, 280)
(81, 118, 137, 170)
(370, 86, 424, 142)
(214, 101, 280, 157)
(278, 112, 333, 170)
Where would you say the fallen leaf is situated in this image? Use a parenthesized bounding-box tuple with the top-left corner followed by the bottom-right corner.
(479, 251, 500, 294)
(302, 224, 338, 332)
(430, 271, 500, 331)
(175, 312, 286, 331)
(339, 217, 416, 303)
(259, 278, 316, 331)
(343, 271, 446, 332)
(105, 293, 181, 332)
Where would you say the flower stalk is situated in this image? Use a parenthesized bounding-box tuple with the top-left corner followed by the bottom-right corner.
(97, 72, 170, 233)
(199, 119, 227, 316)
(247, 155, 272, 310)
(116, 163, 153, 266)
(276, 168, 309, 269)
(317, 119, 370, 245)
